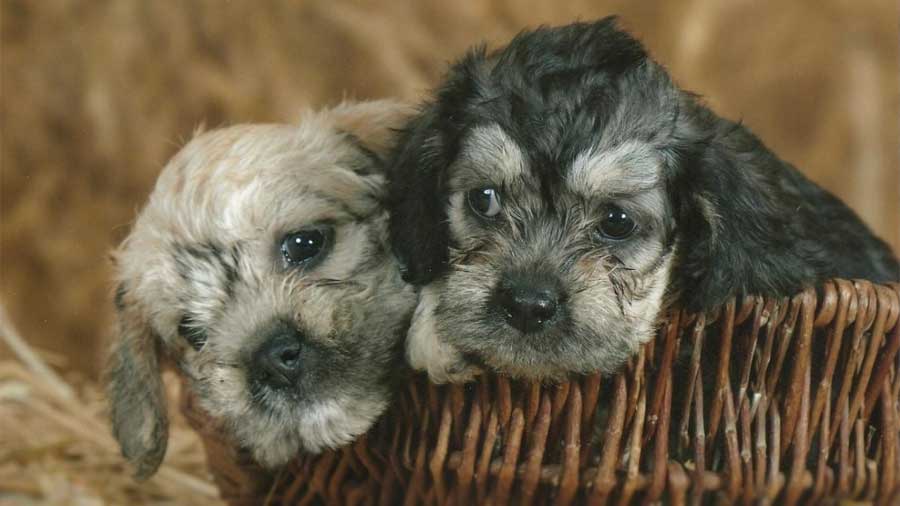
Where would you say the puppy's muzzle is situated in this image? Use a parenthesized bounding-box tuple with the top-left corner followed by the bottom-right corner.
(490, 271, 565, 334)
(251, 320, 308, 389)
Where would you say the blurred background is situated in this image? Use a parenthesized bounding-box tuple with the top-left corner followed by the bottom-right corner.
(2, 0, 899, 378)
(0, 0, 898, 502)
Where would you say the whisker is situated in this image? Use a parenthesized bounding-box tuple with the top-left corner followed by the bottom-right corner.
(312, 278, 364, 289)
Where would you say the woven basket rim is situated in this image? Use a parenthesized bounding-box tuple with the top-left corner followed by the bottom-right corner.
(181, 279, 900, 506)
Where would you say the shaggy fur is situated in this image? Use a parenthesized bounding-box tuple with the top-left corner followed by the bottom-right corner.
(389, 18, 900, 383)
(108, 101, 416, 479)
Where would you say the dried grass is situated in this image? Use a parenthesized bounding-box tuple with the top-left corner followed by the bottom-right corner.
(0, 306, 222, 506)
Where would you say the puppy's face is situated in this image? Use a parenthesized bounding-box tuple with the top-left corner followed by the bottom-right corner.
(394, 18, 900, 385)
(420, 126, 676, 380)
(108, 101, 416, 478)
(391, 20, 691, 382)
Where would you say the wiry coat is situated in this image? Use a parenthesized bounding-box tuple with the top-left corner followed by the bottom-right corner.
(108, 101, 416, 479)
(388, 18, 899, 383)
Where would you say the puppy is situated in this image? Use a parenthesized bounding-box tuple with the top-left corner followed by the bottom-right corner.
(108, 101, 416, 479)
(388, 18, 899, 383)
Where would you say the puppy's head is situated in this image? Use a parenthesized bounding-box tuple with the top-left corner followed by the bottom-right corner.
(390, 18, 887, 382)
(108, 101, 416, 479)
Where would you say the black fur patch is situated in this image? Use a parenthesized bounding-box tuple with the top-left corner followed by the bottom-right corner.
(173, 241, 241, 302)
(177, 314, 207, 350)
(114, 282, 127, 312)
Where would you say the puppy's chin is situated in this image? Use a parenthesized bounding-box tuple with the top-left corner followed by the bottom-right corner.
(194, 361, 391, 467)
(234, 393, 389, 467)
(430, 317, 645, 382)
(455, 322, 651, 381)
(408, 267, 669, 382)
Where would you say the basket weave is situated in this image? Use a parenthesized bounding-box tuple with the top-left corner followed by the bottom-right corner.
(181, 279, 900, 505)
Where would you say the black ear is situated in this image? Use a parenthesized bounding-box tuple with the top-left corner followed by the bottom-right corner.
(107, 282, 169, 480)
(387, 45, 495, 285)
(387, 107, 453, 285)
(672, 113, 827, 312)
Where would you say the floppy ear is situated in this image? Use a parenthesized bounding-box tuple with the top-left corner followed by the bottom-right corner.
(330, 99, 416, 161)
(107, 282, 169, 480)
(386, 107, 454, 285)
(386, 48, 493, 285)
(672, 113, 823, 312)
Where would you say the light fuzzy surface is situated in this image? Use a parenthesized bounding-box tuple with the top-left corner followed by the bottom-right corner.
(108, 105, 416, 477)
(0, 361, 224, 506)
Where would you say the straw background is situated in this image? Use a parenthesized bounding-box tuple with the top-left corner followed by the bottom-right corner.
(1, 1, 898, 504)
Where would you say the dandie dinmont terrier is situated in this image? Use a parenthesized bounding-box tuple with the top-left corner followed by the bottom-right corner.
(107, 101, 416, 479)
(388, 18, 899, 383)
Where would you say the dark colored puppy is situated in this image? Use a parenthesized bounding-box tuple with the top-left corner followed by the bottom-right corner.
(388, 17, 899, 383)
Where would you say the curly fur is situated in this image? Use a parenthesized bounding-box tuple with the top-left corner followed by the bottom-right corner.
(388, 18, 899, 383)
(107, 101, 416, 478)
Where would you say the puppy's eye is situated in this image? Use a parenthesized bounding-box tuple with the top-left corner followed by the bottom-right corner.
(596, 206, 637, 241)
(178, 315, 207, 351)
(281, 228, 331, 266)
(467, 188, 502, 218)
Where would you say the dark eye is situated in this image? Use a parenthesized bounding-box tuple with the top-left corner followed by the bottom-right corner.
(281, 228, 330, 266)
(596, 206, 637, 241)
(467, 187, 502, 218)
(178, 315, 207, 351)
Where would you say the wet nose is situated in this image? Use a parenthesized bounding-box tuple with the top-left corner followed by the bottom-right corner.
(252, 327, 303, 388)
(492, 276, 562, 334)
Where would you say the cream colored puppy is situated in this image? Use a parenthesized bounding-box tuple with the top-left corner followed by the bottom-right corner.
(108, 101, 416, 479)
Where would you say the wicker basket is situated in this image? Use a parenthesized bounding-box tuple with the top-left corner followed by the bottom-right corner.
(181, 280, 900, 505)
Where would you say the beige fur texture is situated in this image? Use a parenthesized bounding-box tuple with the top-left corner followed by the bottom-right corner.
(108, 101, 416, 478)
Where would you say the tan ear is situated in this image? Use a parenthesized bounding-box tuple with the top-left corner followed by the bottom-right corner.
(107, 282, 168, 480)
(329, 99, 415, 159)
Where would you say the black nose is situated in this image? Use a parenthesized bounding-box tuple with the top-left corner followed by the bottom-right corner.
(493, 276, 562, 334)
(252, 327, 303, 388)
